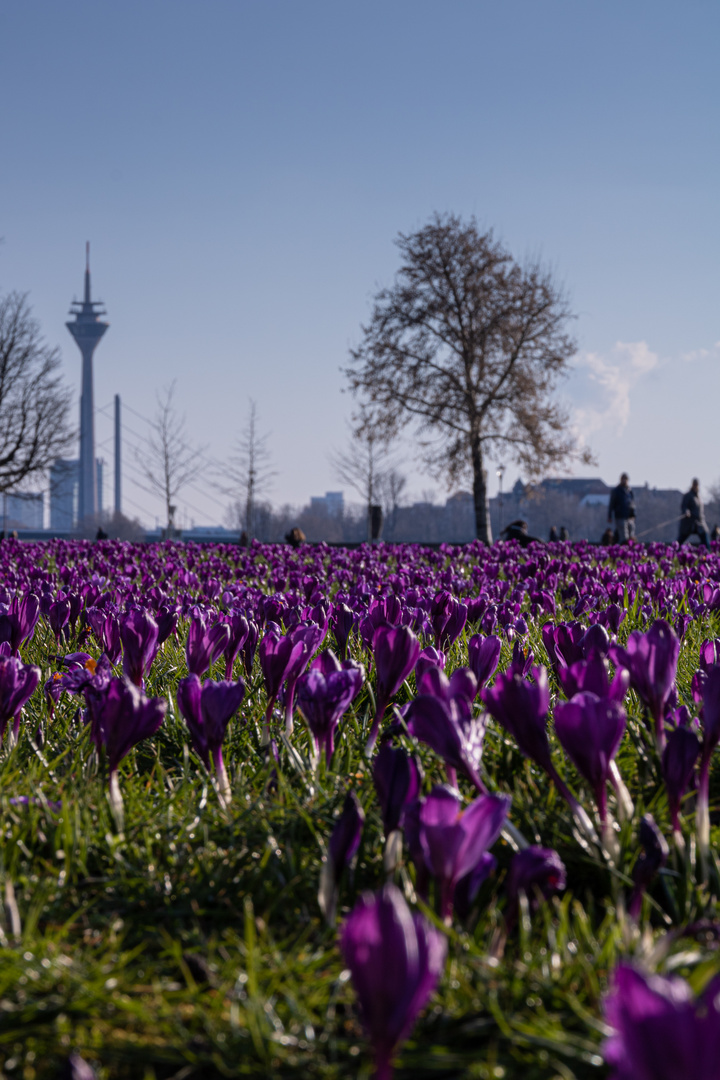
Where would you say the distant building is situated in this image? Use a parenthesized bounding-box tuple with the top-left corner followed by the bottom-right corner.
(49, 456, 104, 530)
(50, 458, 78, 530)
(310, 491, 344, 517)
(539, 477, 610, 497)
(4, 492, 44, 530)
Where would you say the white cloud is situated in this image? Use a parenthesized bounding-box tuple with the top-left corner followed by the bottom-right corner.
(568, 340, 659, 441)
(681, 342, 720, 364)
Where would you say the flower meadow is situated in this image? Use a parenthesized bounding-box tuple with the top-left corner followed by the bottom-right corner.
(2, 538, 720, 1079)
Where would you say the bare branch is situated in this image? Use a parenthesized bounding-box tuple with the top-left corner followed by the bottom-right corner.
(0, 292, 74, 493)
(136, 381, 207, 532)
(216, 400, 276, 538)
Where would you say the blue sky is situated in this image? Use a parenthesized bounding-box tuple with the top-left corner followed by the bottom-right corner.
(1, 1, 718, 526)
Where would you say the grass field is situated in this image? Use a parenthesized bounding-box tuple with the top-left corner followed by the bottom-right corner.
(1, 538, 719, 1079)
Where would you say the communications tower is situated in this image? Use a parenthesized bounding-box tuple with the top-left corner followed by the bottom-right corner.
(66, 243, 109, 521)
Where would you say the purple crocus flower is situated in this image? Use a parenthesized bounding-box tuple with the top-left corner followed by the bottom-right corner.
(258, 627, 307, 743)
(453, 852, 497, 921)
(581, 622, 611, 658)
(62, 1054, 98, 1080)
(603, 964, 720, 1080)
(609, 619, 680, 752)
(9, 794, 62, 814)
(221, 611, 249, 680)
(662, 720, 701, 835)
(505, 845, 566, 929)
(482, 666, 553, 773)
(417, 785, 510, 921)
(120, 609, 160, 687)
(84, 676, 166, 828)
(44, 653, 95, 715)
(366, 626, 420, 755)
(0, 594, 40, 655)
(340, 883, 447, 1080)
(628, 814, 669, 920)
(281, 622, 325, 735)
(330, 603, 358, 661)
(241, 619, 259, 676)
(405, 668, 487, 793)
(318, 790, 364, 925)
(295, 663, 364, 763)
(414, 646, 446, 684)
(509, 639, 535, 678)
(155, 603, 179, 646)
(61, 653, 113, 696)
(467, 634, 502, 690)
(556, 651, 630, 703)
(483, 667, 597, 841)
(542, 621, 585, 674)
(176, 673, 245, 805)
(0, 656, 41, 742)
(597, 604, 626, 636)
(48, 597, 71, 642)
(185, 614, 232, 677)
(554, 692, 627, 824)
(86, 607, 122, 665)
(430, 592, 467, 652)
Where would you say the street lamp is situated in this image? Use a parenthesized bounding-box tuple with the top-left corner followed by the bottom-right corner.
(496, 465, 506, 535)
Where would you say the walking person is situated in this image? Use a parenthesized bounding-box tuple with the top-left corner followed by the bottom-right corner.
(678, 478, 710, 550)
(608, 473, 636, 543)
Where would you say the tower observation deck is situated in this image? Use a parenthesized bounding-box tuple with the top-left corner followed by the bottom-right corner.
(66, 243, 109, 522)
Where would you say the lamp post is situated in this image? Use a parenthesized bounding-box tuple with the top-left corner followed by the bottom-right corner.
(497, 465, 506, 535)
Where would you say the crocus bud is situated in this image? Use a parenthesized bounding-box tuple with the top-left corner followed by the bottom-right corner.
(628, 814, 669, 919)
(609, 619, 680, 752)
(186, 615, 231, 677)
(330, 603, 358, 661)
(48, 597, 71, 642)
(697, 665, 720, 860)
(554, 692, 626, 824)
(120, 609, 160, 687)
(414, 646, 446, 684)
(482, 666, 553, 773)
(222, 611, 249, 679)
(373, 744, 422, 836)
(366, 626, 420, 755)
(176, 673, 245, 805)
(0, 656, 41, 742)
(318, 790, 364, 925)
(662, 723, 701, 834)
(467, 634, 501, 690)
(430, 593, 467, 652)
(505, 845, 566, 929)
(340, 883, 446, 1080)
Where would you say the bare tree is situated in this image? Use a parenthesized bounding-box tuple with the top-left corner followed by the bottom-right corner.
(137, 381, 206, 533)
(330, 407, 400, 539)
(220, 400, 276, 539)
(345, 213, 592, 543)
(0, 292, 74, 492)
(378, 467, 407, 537)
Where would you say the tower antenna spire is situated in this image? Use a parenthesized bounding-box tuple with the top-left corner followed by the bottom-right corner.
(67, 245, 109, 523)
(84, 242, 91, 303)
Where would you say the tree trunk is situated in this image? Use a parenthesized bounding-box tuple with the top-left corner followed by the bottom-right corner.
(472, 443, 492, 544)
